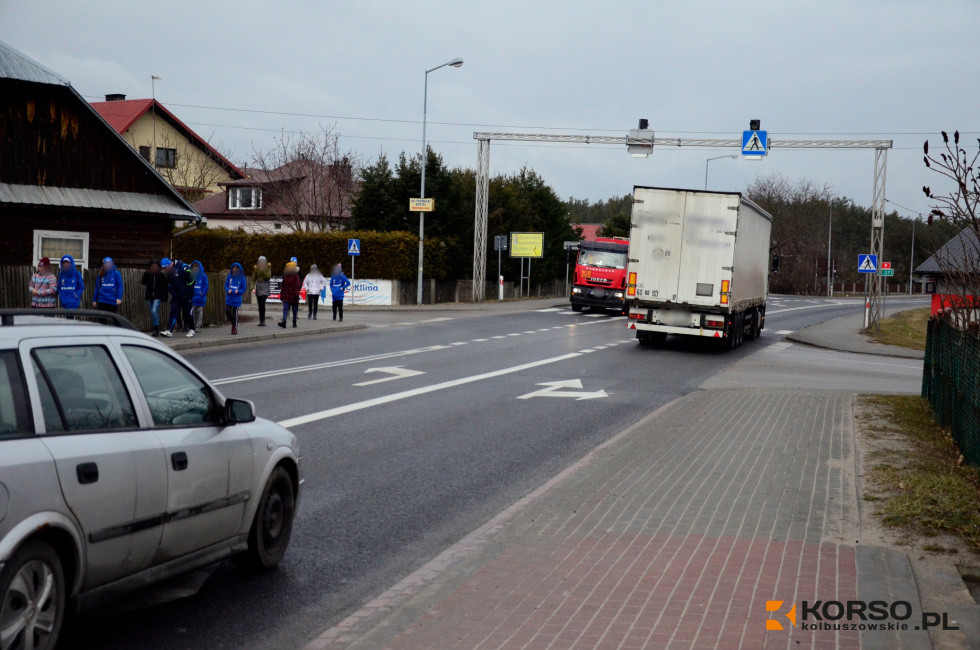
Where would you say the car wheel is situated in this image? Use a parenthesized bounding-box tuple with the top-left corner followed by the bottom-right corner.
(240, 466, 296, 570)
(571, 304, 582, 312)
(0, 540, 65, 650)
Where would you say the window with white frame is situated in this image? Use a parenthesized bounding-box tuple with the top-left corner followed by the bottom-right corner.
(228, 187, 263, 210)
(33, 230, 89, 268)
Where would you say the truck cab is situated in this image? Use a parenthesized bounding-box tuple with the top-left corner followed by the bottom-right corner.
(570, 237, 629, 313)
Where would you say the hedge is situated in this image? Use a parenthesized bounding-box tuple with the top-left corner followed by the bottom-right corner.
(172, 230, 455, 280)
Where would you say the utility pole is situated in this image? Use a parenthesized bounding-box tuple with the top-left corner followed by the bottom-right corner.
(150, 75, 161, 165)
(827, 201, 833, 297)
(909, 216, 917, 294)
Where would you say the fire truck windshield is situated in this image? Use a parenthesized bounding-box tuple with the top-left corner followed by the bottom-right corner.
(578, 249, 627, 270)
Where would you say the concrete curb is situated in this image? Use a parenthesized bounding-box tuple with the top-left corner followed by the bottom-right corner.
(788, 314, 924, 360)
(164, 323, 367, 352)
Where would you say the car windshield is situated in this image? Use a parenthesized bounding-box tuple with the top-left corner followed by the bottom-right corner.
(578, 250, 627, 269)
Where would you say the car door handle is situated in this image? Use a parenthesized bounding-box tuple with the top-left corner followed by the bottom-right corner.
(76, 462, 99, 485)
(171, 451, 189, 471)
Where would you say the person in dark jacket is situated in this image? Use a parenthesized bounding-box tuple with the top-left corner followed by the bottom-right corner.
(141, 260, 168, 336)
(225, 262, 247, 335)
(329, 264, 352, 322)
(57, 255, 84, 310)
(92, 257, 124, 312)
(278, 261, 302, 329)
(188, 260, 209, 338)
(251, 255, 271, 326)
(160, 257, 194, 337)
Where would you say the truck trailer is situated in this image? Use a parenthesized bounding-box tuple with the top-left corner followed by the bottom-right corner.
(625, 186, 773, 349)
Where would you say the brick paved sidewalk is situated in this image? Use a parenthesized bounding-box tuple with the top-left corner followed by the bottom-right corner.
(306, 389, 936, 649)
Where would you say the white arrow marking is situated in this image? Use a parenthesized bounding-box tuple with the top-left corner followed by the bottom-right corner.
(353, 366, 425, 386)
(517, 378, 608, 401)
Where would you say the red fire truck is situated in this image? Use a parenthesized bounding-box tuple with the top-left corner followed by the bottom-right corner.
(570, 237, 630, 313)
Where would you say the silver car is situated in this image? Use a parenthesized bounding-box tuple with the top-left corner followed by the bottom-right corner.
(0, 310, 301, 650)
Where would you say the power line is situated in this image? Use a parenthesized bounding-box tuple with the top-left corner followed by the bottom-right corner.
(81, 93, 978, 138)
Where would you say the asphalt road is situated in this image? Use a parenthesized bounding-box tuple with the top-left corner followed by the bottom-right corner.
(59, 294, 929, 650)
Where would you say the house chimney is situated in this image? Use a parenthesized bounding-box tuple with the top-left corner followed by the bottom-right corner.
(105, 93, 126, 102)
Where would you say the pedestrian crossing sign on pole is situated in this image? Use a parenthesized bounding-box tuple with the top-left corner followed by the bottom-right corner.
(742, 130, 768, 157)
(857, 254, 877, 273)
(348, 239, 361, 256)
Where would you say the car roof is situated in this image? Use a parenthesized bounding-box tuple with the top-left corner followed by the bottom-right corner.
(0, 319, 153, 349)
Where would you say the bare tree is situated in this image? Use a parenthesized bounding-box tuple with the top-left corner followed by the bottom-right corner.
(250, 125, 360, 232)
(923, 131, 980, 326)
(156, 131, 232, 203)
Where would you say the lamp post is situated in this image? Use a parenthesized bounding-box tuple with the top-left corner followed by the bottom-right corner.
(417, 57, 463, 305)
(704, 154, 737, 190)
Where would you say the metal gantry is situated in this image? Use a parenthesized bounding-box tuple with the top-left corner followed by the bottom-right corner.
(471, 130, 892, 330)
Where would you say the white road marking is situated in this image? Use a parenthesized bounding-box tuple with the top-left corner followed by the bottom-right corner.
(523, 330, 537, 334)
(491, 335, 506, 339)
(517, 379, 608, 401)
(767, 342, 793, 352)
(278, 352, 583, 428)
(776, 329, 794, 335)
(471, 338, 489, 342)
(420, 317, 454, 323)
(353, 366, 426, 386)
(507, 333, 521, 337)
(450, 341, 468, 346)
(534, 307, 562, 312)
(213, 345, 450, 385)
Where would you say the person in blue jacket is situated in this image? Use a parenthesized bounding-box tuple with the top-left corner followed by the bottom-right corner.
(329, 263, 351, 322)
(57, 255, 84, 310)
(92, 257, 123, 312)
(187, 260, 208, 338)
(160, 257, 194, 337)
(224, 262, 247, 335)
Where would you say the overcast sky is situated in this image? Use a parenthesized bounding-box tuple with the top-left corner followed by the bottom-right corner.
(3, 1, 978, 221)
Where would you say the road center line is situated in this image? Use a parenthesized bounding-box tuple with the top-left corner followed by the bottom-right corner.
(277, 352, 583, 428)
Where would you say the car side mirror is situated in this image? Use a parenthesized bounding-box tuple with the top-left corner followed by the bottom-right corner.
(224, 398, 256, 424)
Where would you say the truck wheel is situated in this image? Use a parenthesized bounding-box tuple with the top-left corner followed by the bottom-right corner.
(0, 540, 66, 650)
(745, 308, 759, 340)
(728, 313, 743, 350)
(571, 304, 582, 312)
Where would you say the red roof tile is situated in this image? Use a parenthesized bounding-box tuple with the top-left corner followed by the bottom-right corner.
(89, 98, 244, 179)
(574, 224, 602, 241)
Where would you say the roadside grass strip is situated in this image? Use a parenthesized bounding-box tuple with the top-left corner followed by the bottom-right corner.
(859, 395, 980, 553)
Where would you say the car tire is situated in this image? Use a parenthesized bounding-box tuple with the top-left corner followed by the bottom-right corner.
(238, 466, 296, 570)
(571, 304, 582, 312)
(0, 540, 66, 650)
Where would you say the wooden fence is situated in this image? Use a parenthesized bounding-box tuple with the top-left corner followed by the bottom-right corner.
(1, 265, 238, 331)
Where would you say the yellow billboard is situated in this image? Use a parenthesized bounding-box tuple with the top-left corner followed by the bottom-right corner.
(409, 198, 435, 212)
(509, 232, 544, 258)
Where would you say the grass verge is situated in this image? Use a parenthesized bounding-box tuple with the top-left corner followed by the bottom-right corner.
(860, 395, 980, 553)
(869, 307, 930, 350)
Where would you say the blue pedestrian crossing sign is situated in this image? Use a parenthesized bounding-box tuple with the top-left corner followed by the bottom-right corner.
(857, 254, 877, 273)
(348, 239, 361, 256)
(742, 130, 768, 156)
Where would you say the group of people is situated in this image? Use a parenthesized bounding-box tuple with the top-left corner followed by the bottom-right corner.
(30, 254, 352, 335)
(29, 255, 118, 312)
(271, 257, 351, 328)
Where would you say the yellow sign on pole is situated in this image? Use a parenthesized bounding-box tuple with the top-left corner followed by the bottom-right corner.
(409, 198, 435, 212)
(509, 232, 544, 258)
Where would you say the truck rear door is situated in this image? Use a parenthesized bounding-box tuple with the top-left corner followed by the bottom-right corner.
(629, 188, 684, 302)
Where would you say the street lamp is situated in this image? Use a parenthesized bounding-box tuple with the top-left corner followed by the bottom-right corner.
(417, 57, 464, 305)
(704, 154, 737, 190)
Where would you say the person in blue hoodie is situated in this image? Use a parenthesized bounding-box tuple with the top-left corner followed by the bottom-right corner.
(329, 263, 351, 322)
(92, 257, 123, 312)
(187, 260, 209, 338)
(57, 255, 84, 310)
(160, 257, 194, 337)
(224, 262, 247, 335)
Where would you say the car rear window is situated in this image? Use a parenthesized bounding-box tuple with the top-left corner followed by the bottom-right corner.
(0, 351, 31, 439)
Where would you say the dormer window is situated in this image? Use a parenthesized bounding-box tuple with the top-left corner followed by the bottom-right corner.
(229, 187, 262, 210)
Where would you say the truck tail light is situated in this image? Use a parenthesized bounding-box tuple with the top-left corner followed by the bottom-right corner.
(628, 312, 645, 320)
(627, 272, 637, 297)
(704, 315, 725, 329)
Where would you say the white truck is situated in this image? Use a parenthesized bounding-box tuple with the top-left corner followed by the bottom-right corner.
(625, 186, 773, 349)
